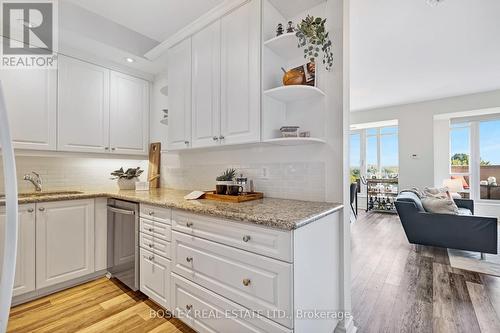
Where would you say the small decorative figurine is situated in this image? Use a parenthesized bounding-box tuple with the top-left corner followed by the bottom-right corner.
(276, 23, 283, 36)
(286, 21, 294, 33)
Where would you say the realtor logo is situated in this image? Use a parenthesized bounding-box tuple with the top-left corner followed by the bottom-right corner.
(1, 0, 58, 68)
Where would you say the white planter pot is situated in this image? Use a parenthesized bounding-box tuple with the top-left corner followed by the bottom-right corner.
(117, 177, 138, 190)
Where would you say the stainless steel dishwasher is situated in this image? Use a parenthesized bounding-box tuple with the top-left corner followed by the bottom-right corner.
(107, 199, 139, 291)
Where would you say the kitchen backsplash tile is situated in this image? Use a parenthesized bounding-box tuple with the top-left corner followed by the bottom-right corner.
(0, 155, 148, 193)
(160, 155, 326, 202)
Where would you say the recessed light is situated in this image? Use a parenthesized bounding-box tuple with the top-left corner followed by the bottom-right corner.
(125, 57, 135, 63)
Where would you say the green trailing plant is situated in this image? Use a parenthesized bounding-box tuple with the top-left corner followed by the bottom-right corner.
(296, 16, 334, 71)
(110, 167, 144, 180)
(216, 168, 237, 182)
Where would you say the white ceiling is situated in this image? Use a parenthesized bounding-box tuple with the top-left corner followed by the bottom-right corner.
(350, 0, 500, 111)
(268, 0, 325, 18)
(63, 0, 224, 42)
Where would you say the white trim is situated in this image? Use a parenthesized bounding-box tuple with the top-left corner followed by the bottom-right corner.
(145, 0, 250, 60)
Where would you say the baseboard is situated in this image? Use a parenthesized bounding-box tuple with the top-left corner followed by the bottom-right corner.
(334, 316, 357, 333)
(12, 270, 107, 306)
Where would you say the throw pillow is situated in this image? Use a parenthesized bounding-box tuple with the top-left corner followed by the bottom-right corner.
(421, 187, 459, 214)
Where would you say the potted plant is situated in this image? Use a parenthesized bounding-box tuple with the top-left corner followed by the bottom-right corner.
(111, 167, 144, 190)
(215, 168, 237, 195)
(296, 15, 334, 71)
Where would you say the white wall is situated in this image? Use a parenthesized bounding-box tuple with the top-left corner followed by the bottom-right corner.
(350, 89, 500, 191)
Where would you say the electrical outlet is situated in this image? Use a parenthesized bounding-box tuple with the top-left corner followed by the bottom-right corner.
(261, 167, 269, 179)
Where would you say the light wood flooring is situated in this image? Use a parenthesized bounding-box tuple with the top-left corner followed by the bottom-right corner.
(8, 211, 500, 332)
(7, 278, 195, 333)
(352, 211, 500, 332)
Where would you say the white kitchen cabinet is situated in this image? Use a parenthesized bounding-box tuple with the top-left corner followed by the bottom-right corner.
(58, 55, 111, 153)
(167, 38, 192, 150)
(0, 67, 56, 150)
(110, 71, 149, 155)
(36, 199, 95, 289)
(140, 248, 171, 309)
(191, 20, 221, 148)
(220, 0, 261, 145)
(0, 204, 36, 296)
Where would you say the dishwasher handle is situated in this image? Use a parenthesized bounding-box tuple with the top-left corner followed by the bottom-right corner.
(107, 205, 136, 216)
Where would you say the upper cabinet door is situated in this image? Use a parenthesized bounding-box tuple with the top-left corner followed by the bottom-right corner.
(58, 55, 111, 153)
(191, 20, 221, 148)
(110, 71, 149, 155)
(220, 0, 261, 145)
(167, 38, 192, 150)
(0, 68, 56, 150)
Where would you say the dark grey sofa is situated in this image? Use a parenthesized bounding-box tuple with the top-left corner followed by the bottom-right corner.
(395, 192, 498, 254)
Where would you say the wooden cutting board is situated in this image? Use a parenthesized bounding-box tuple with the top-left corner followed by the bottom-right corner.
(204, 191, 264, 203)
(148, 142, 161, 188)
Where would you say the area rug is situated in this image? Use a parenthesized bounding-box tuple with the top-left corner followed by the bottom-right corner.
(448, 226, 500, 277)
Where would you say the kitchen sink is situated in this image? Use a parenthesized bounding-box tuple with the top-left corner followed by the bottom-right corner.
(0, 191, 83, 200)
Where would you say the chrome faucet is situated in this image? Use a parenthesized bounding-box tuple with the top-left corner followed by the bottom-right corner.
(23, 172, 42, 192)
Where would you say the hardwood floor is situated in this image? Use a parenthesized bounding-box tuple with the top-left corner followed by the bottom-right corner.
(8, 278, 195, 333)
(352, 211, 500, 333)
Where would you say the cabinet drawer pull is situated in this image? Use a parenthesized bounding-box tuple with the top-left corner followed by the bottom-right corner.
(149, 211, 154, 216)
(144, 255, 154, 261)
(184, 141, 190, 145)
(186, 222, 193, 228)
(219, 135, 225, 140)
(148, 228, 154, 232)
(38, 207, 45, 212)
(27, 208, 34, 213)
(148, 243, 154, 248)
(242, 235, 251, 242)
(185, 304, 193, 311)
(186, 257, 193, 263)
(212, 136, 219, 141)
(242, 278, 251, 286)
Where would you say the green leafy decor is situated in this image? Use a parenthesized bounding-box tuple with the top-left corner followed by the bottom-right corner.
(296, 16, 334, 71)
(110, 167, 144, 180)
(216, 168, 237, 182)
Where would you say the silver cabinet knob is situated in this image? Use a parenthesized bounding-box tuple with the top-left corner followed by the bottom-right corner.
(242, 278, 251, 286)
(104, 147, 109, 150)
(219, 135, 225, 140)
(149, 211, 154, 216)
(111, 147, 116, 151)
(148, 243, 154, 248)
(212, 136, 219, 141)
(184, 141, 190, 145)
(186, 257, 193, 263)
(242, 235, 251, 243)
(186, 304, 193, 311)
(148, 228, 154, 232)
(186, 222, 193, 228)
(38, 207, 45, 212)
(27, 208, 34, 213)
(144, 255, 154, 260)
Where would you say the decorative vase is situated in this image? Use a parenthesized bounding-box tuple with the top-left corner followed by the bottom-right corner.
(117, 177, 139, 190)
(282, 69, 305, 86)
(215, 181, 233, 195)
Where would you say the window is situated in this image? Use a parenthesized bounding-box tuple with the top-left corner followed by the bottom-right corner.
(449, 123, 471, 198)
(350, 133, 361, 183)
(349, 124, 399, 192)
(479, 120, 500, 200)
(449, 117, 500, 201)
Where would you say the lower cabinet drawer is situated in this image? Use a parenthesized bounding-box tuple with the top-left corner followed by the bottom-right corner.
(172, 274, 292, 333)
(140, 232, 171, 259)
(140, 248, 171, 309)
(140, 218, 171, 241)
(172, 231, 293, 328)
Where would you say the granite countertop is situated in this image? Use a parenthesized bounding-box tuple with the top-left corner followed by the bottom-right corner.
(0, 188, 343, 230)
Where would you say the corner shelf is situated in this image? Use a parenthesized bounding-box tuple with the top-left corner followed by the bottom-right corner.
(264, 85, 325, 103)
(264, 33, 303, 60)
(263, 137, 326, 146)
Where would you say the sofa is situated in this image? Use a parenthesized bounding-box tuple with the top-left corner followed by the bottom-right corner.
(395, 192, 498, 254)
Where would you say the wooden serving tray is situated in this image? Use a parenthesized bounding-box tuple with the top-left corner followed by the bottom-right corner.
(204, 191, 264, 203)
